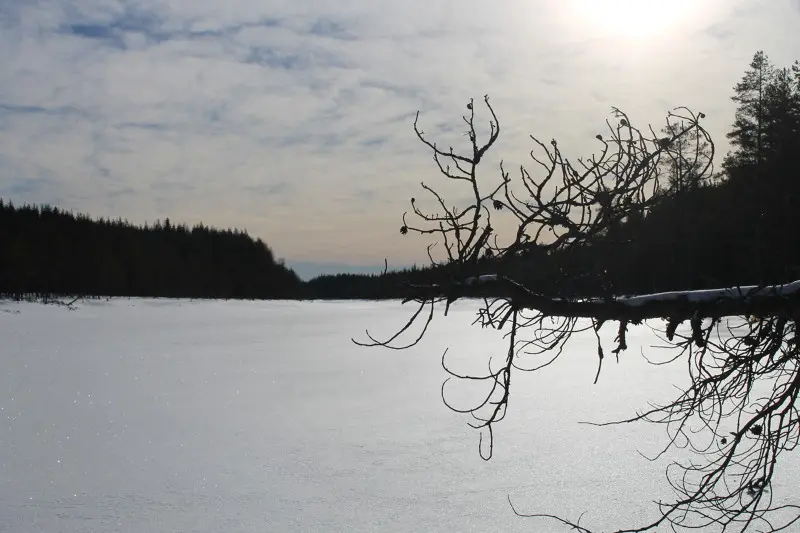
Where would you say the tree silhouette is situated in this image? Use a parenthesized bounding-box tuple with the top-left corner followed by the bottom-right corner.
(357, 92, 800, 532)
(726, 51, 774, 170)
(0, 201, 301, 300)
(659, 116, 713, 194)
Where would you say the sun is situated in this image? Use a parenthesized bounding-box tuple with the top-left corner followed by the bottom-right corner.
(570, 0, 693, 39)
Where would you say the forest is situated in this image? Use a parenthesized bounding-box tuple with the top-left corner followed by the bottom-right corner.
(354, 50, 800, 533)
(314, 50, 800, 299)
(1, 50, 799, 302)
(0, 202, 302, 300)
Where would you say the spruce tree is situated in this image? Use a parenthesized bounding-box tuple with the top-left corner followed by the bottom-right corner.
(660, 119, 712, 193)
(762, 66, 796, 166)
(725, 50, 774, 169)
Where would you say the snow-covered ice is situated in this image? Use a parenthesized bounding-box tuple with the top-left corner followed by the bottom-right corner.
(0, 299, 796, 532)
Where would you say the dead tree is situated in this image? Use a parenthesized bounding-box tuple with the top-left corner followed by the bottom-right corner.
(355, 96, 800, 532)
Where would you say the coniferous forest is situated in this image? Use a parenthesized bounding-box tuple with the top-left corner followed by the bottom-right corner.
(0, 203, 302, 300)
(2, 50, 799, 302)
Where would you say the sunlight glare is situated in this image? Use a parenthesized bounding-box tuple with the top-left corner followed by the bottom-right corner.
(571, 0, 693, 39)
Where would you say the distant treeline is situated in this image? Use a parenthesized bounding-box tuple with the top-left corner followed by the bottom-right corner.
(309, 50, 800, 299)
(0, 196, 442, 301)
(554, 50, 800, 295)
(0, 201, 302, 300)
(2, 51, 799, 302)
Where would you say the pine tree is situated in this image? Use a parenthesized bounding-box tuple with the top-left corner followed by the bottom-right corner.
(660, 119, 712, 193)
(725, 51, 774, 169)
(790, 60, 800, 161)
(761, 66, 796, 166)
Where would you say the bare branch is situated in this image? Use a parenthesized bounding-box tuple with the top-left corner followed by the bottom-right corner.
(355, 99, 800, 532)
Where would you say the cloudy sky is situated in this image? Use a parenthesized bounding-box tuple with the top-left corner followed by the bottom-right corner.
(2, 0, 799, 278)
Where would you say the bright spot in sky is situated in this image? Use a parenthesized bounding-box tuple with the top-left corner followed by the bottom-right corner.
(571, 0, 694, 38)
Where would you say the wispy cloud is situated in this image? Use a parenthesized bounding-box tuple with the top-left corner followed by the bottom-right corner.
(0, 103, 85, 116)
(1, 0, 799, 274)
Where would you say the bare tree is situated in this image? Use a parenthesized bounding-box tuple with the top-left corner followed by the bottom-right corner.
(659, 118, 713, 194)
(355, 96, 800, 532)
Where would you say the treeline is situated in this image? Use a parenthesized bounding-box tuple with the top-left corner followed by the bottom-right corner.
(2, 50, 798, 302)
(305, 265, 454, 300)
(310, 50, 800, 299)
(579, 50, 800, 295)
(0, 202, 302, 300)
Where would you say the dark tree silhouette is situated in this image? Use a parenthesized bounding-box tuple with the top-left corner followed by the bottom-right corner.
(725, 51, 800, 175)
(357, 92, 800, 532)
(0, 201, 301, 301)
(725, 50, 774, 169)
(659, 116, 713, 194)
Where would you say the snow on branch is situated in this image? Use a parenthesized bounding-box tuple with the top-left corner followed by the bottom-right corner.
(616, 279, 800, 306)
(363, 97, 800, 532)
(415, 277, 800, 322)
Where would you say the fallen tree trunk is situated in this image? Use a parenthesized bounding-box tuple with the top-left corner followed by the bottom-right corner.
(367, 98, 800, 532)
(409, 276, 800, 322)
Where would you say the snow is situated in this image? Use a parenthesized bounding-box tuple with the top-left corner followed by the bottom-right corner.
(461, 276, 800, 308)
(0, 299, 797, 532)
(618, 279, 800, 307)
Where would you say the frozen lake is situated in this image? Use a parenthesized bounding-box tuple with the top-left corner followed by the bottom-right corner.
(1, 299, 792, 532)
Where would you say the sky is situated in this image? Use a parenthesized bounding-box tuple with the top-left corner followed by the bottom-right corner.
(2, 0, 800, 279)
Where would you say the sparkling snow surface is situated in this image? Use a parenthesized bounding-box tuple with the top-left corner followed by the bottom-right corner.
(0, 299, 795, 532)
